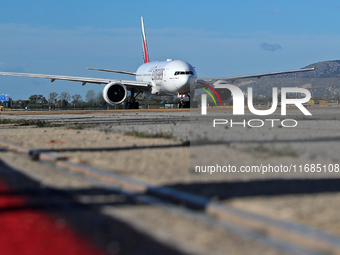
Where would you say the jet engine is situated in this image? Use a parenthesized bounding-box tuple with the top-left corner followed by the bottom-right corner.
(213, 80, 232, 102)
(102, 82, 127, 105)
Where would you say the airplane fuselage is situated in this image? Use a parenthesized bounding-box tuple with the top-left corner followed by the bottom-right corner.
(136, 59, 197, 96)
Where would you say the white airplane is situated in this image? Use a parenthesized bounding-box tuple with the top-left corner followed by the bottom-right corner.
(0, 17, 314, 109)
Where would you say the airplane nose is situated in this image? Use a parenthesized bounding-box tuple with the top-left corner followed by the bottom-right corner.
(176, 75, 196, 93)
(184, 76, 196, 90)
(188, 76, 196, 91)
(182, 76, 191, 89)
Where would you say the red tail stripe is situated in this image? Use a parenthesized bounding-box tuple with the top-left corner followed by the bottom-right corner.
(143, 41, 149, 63)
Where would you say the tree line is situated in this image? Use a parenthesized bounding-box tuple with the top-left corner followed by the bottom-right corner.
(3, 90, 178, 110)
(7, 90, 108, 110)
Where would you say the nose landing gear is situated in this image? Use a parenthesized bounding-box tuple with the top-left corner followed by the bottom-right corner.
(177, 93, 198, 108)
(178, 100, 191, 108)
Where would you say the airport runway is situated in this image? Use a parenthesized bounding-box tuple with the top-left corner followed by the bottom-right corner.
(1, 107, 340, 159)
(0, 108, 340, 255)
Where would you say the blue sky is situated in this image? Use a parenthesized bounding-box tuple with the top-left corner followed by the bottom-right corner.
(1, 0, 340, 100)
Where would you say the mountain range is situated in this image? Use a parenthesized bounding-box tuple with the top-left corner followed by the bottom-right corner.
(236, 60, 340, 98)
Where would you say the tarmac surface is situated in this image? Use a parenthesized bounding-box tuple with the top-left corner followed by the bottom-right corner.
(0, 108, 340, 254)
(1, 107, 340, 159)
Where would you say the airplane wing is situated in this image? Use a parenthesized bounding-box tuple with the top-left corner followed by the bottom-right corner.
(88, 68, 136, 76)
(0, 71, 149, 88)
(197, 67, 315, 86)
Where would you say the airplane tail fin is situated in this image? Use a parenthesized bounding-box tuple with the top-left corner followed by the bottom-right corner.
(141, 16, 149, 63)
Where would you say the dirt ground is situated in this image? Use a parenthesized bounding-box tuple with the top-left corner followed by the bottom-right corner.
(0, 124, 340, 239)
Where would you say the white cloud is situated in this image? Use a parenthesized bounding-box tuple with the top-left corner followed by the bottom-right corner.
(269, 9, 283, 15)
(260, 42, 282, 51)
(258, 9, 284, 15)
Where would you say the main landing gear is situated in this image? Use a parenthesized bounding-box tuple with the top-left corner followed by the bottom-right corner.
(126, 88, 140, 109)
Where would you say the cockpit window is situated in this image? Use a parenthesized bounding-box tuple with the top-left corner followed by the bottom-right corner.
(174, 71, 194, 76)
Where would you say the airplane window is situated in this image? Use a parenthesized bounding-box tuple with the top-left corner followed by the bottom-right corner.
(174, 71, 194, 75)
